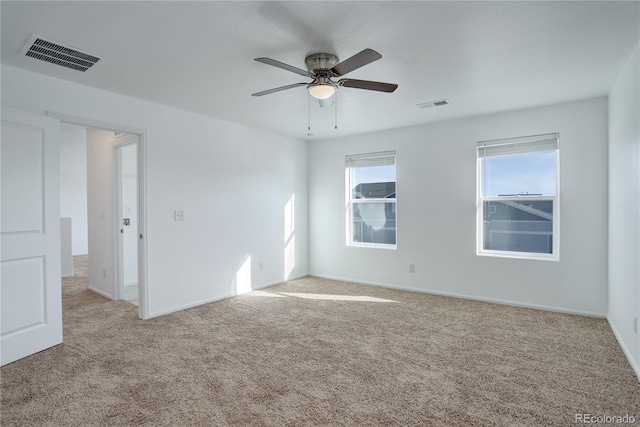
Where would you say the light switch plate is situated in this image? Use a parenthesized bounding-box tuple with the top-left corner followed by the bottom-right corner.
(174, 210, 184, 221)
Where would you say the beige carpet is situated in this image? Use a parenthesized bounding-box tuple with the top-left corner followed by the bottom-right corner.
(1, 256, 638, 426)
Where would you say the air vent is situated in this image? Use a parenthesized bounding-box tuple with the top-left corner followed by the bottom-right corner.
(417, 99, 449, 109)
(19, 34, 101, 72)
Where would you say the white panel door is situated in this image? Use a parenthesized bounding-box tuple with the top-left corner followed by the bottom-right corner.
(1, 107, 62, 366)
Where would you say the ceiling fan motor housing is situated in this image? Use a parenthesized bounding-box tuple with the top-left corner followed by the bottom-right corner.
(305, 53, 339, 74)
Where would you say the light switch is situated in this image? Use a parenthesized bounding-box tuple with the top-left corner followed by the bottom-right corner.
(174, 210, 184, 221)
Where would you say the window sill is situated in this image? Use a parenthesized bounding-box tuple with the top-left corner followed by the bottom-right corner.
(348, 243, 397, 250)
(477, 250, 559, 262)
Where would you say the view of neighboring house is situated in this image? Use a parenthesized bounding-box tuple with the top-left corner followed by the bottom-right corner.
(353, 182, 396, 245)
(483, 199, 553, 254)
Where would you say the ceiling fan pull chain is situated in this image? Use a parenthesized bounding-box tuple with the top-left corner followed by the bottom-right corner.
(335, 92, 338, 130)
(308, 93, 311, 131)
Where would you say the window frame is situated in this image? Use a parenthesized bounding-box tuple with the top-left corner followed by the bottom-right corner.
(345, 151, 397, 250)
(476, 134, 560, 261)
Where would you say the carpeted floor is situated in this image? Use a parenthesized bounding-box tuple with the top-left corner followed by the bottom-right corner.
(1, 256, 638, 426)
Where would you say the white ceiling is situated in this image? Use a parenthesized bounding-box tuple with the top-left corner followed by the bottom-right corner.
(1, 1, 639, 141)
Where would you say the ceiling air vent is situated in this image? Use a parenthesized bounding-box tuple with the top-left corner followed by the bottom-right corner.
(19, 34, 101, 72)
(417, 99, 449, 109)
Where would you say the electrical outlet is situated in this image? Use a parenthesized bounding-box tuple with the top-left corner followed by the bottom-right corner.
(634, 316, 638, 334)
(409, 264, 415, 273)
(174, 210, 185, 221)
(259, 262, 264, 271)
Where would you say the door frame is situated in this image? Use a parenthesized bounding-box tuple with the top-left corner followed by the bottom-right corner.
(113, 135, 139, 306)
(47, 112, 150, 320)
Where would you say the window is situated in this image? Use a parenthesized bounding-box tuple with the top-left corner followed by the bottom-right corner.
(346, 151, 396, 248)
(477, 133, 559, 259)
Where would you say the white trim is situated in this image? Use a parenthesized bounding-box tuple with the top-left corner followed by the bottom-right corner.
(252, 276, 305, 291)
(61, 274, 74, 279)
(112, 134, 138, 147)
(607, 316, 640, 382)
(115, 145, 123, 300)
(283, 273, 309, 282)
(352, 199, 397, 204)
(346, 151, 397, 248)
(148, 294, 235, 319)
(87, 286, 114, 300)
(348, 242, 397, 250)
(309, 273, 606, 318)
(136, 132, 149, 319)
(477, 250, 559, 262)
(476, 149, 560, 261)
(46, 112, 145, 135)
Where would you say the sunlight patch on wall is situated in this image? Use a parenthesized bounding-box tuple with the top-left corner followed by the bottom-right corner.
(284, 238, 295, 280)
(235, 255, 252, 295)
(284, 195, 295, 280)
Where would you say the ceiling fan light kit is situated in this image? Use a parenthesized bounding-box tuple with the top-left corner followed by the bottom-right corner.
(307, 82, 336, 100)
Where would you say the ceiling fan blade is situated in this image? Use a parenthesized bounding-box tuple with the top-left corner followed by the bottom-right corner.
(331, 49, 382, 76)
(339, 79, 398, 93)
(254, 57, 313, 77)
(251, 83, 307, 97)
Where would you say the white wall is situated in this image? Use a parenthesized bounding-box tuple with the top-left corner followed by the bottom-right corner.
(309, 97, 608, 316)
(87, 129, 116, 299)
(608, 42, 640, 378)
(1, 65, 309, 318)
(60, 217, 73, 277)
(59, 124, 88, 255)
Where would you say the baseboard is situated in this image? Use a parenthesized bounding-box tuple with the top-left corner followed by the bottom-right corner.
(125, 281, 138, 288)
(148, 292, 235, 319)
(148, 273, 311, 319)
(309, 273, 607, 318)
(87, 286, 114, 300)
(607, 316, 640, 382)
(61, 274, 74, 278)
(251, 274, 310, 291)
(287, 273, 310, 281)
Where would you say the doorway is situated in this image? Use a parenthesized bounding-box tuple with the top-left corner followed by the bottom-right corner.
(52, 112, 148, 319)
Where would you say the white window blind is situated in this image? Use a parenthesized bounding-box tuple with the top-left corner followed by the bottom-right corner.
(345, 151, 396, 168)
(477, 133, 558, 158)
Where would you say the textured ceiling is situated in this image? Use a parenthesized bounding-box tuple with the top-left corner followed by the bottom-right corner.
(1, 1, 639, 141)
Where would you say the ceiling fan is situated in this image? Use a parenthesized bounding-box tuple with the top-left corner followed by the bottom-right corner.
(251, 48, 398, 100)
